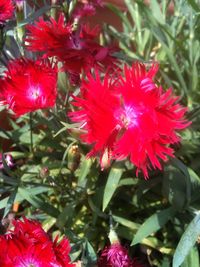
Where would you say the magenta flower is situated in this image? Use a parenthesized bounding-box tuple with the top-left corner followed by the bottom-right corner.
(0, 153, 14, 170)
(98, 243, 138, 267)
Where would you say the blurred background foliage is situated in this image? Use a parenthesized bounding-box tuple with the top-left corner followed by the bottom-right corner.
(0, 0, 200, 266)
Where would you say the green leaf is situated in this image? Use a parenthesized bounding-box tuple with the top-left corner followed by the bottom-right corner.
(163, 168, 188, 210)
(53, 122, 80, 137)
(103, 167, 123, 211)
(113, 215, 140, 231)
(188, 168, 200, 202)
(82, 240, 97, 267)
(187, 0, 200, 11)
(131, 207, 176, 245)
(173, 213, 200, 267)
(3, 187, 18, 218)
(18, 187, 59, 218)
(107, 3, 132, 31)
(77, 157, 92, 188)
(150, 0, 165, 25)
(170, 158, 191, 206)
(118, 178, 139, 187)
(180, 246, 199, 267)
(17, 5, 51, 27)
(88, 197, 107, 219)
(56, 203, 75, 228)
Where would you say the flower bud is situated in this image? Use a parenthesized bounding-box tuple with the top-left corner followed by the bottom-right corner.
(67, 145, 81, 171)
(39, 166, 50, 179)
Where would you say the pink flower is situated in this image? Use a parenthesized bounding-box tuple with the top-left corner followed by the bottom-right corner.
(0, 58, 57, 117)
(72, 0, 104, 20)
(69, 63, 190, 178)
(0, 153, 14, 170)
(0, 0, 14, 25)
(0, 217, 74, 267)
(98, 243, 134, 267)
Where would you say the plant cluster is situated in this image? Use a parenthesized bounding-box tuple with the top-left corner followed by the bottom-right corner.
(0, 1, 200, 267)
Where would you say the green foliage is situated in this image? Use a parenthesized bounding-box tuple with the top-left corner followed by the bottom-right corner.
(173, 213, 200, 267)
(0, 0, 200, 266)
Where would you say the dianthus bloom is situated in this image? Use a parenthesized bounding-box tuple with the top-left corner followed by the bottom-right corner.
(0, 0, 14, 25)
(69, 63, 190, 178)
(0, 58, 57, 117)
(72, 0, 104, 20)
(25, 14, 118, 83)
(98, 243, 144, 267)
(0, 217, 74, 267)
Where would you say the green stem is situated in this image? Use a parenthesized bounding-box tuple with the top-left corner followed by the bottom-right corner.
(30, 112, 33, 154)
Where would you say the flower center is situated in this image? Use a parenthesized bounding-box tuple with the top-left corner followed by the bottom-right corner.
(17, 257, 39, 267)
(28, 86, 41, 100)
(115, 105, 140, 129)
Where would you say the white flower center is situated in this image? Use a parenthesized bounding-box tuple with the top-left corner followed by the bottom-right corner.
(115, 105, 141, 129)
(28, 86, 41, 100)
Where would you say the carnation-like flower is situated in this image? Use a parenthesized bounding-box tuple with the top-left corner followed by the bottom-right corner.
(25, 14, 118, 83)
(0, 0, 14, 25)
(72, 0, 104, 20)
(0, 217, 74, 267)
(0, 58, 57, 117)
(98, 243, 133, 267)
(69, 63, 190, 178)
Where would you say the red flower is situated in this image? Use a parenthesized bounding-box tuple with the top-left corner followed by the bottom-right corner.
(0, 58, 57, 117)
(12, 217, 51, 245)
(69, 63, 190, 178)
(0, 0, 14, 25)
(98, 243, 134, 267)
(25, 15, 118, 83)
(72, 0, 104, 20)
(53, 236, 75, 267)
(25, 15, 72, 56)
(0, 217, 74, 267)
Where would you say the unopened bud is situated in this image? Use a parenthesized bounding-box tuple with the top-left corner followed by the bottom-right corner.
(67, 145, 81, 171)
(108, 228, 119, 245)
(40, 166, 50, 179)
(100, 148, 112, 170)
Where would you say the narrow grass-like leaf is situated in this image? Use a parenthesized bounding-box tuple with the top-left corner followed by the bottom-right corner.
(18, 187, 59, 218)
(173, 213, 200, 267)
(3, 187, 18, 218)
(181, 246, 199, 267)
(131, 207, 176, 245)
(171, 158, 191, 206)
(106, 3, 132, 31)
(187, 0, 200, 11)
(103, 167, 123, 211)
(113, 215, 140, 230)
(77, 157, 92, 187)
